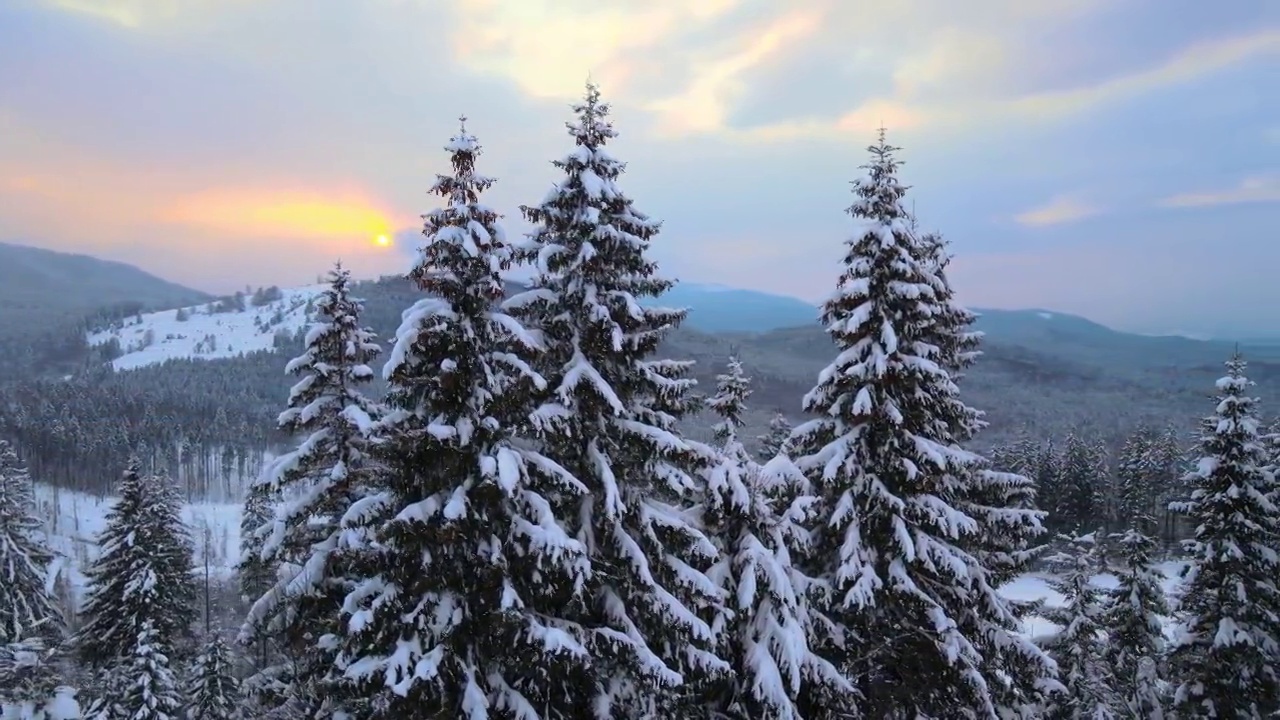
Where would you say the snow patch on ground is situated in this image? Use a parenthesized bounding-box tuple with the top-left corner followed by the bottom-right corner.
(32, 483, 242, 612)
(999, 561, 1186, 640)
(86, 285, 327, 371)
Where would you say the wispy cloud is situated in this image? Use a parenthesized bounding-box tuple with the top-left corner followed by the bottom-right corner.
(1014, 195, 1100, 227)
(1158, 175, 1280, 208)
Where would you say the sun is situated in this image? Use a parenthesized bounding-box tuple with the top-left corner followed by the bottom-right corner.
(374, 233, 391, 247)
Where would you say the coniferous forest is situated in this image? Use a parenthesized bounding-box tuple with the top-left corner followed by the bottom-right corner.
(5, 83, 1280, 718)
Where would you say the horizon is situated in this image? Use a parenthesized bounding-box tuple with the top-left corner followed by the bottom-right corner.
(1, 0, 1276, 337)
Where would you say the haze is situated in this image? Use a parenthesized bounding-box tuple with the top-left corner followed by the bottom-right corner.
(0, 0, 1276, 337)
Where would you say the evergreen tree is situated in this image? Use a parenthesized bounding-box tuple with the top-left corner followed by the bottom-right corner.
(1037, 439, 1065, 530)
(1105, 527, 1168, 719)
(115, 620, 181, 720)
(184, 634, 238, 720)
(1041, 532, 1116, 719)
(1114, 428, 1157, 535)
(1169, 353, 1280, 717)
(506, 84, 727, 717)
(0, 638, 74, 718)
(0, 440, 64, 645)
(339, 120, 591, 719)
(756, 412, 792, 463)
(235, 479, 276, 676)
(787, 130, 1055, 717)
(77, 460, 196, 669)
(240, 262, 384, 717)
(702, 359, 847, 719)
(1057, 433, 1099, 532)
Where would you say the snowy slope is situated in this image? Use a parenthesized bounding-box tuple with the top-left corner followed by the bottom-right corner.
(1000, 562, 1187, 641)
(32, 483, 242, 612)
(86, 285, 327, 371)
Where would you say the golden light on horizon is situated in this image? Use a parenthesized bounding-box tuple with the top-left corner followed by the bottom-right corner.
(164, 188, 404, 243)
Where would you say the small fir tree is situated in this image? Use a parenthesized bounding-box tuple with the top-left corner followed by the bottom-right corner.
(239, 262, 384, 717)
(1169, 353, 1280, 717)
(506, 84, 728, 717)
(0, 441, 64, 645)
(338, 120, 592, 719)
(756, 413, 793, 463)
(1057, 433, 1100, 533)
(116, 620, 181, 720)
(1105, 526, 1169, 719)
(702, 358, 848, 719)
(184, 634, 239, 720)
(1041, 532, 1116, 719)
(77, 460, 196, 670)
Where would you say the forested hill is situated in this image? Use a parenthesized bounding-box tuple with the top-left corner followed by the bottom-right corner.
(0, 241, 210, 377)
(3, 271, 1280, 500)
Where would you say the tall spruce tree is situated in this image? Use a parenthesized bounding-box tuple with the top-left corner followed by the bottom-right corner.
(1057, 433, 1100, 533)
(115, 620, 181, 720)
(702, 358, 847, 719)
(77, 460, 196, 669)
(1114, 428, 1156, 534)
(787, 129, 1055, 717)
(1169, 353, 1280, 717)
(338, 120, 591, 719)
(0, 440, 63, 645)
(1041, 532, 1116, 719)
(239, 262, 384, 718)
(505, 84, 727, 717)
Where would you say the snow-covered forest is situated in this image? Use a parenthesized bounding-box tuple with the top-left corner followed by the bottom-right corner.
(6, 84, 1280, 718)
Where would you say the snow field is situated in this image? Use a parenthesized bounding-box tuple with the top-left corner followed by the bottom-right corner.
(86, 285, 328, 371)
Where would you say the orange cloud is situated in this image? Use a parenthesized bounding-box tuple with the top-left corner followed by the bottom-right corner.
(163, 188, 410, 241)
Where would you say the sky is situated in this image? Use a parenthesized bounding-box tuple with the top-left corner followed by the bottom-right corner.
(0, 0, 1277, 337)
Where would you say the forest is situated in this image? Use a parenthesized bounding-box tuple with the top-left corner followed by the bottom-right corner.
(3, 84, 1279, 719)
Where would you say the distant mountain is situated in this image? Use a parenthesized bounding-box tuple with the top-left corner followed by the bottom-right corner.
(0, 241, 210, 318)
(649, 282, 819, 333)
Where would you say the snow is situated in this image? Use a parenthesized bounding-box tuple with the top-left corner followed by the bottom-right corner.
(86, 285, 328, 371)
(30, 482, 243, 611)
(998, 561, 1188, 640)
(1037, 312, 1054, 320)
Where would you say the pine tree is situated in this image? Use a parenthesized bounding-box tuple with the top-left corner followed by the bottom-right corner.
(787, 130, 1055, 717)
(1114, 428, 1157, 535)
(235, 479, 276, 677)
(1169, 353, 1280, 717)
(338, 120, 591, 719)
(756, 413, 793, 463)
(239, 262, 384, 717)
(702, 359, 847, 719)
(1105, 527, 1168, 719)
(77, 460, 196, 670)
(1041, 532, 1116, 719)
(1057, 433, 1100, 532)
(0, 441, 64, 645)
(0, 638, 72, 718)
(116, 620, 181, 720)
(506, 84, 727, 717)
(184, 634, 238, 720)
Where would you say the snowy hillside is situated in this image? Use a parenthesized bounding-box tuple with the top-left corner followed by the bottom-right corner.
(32, 483, 242, 612)
(86, 284, 327, 371)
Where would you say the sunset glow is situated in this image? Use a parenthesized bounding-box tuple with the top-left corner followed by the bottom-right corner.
(375, 233, 391, 247)
(164, 189, 402, 242)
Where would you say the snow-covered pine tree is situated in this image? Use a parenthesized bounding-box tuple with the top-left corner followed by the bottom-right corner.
(115, 620, 181, 720)
(1104, 526, 1168, 719)
(183, 634, 238, 720)
(1057, 433, 1100, 533)
(1169, 353, 1280, 717)
(1041, 531, 1116, 719)
(1037, 439, 1066, 531)
(235, 479, 276, 677)
(239, 261, 383, 717)
(702, 358, 847, 719)
(0, 638, 75, 719)
(0, 440, 64, 645)
(77, 460, 196, 670)
(505, 84, 727, 717)
(338, 120, 591, 719)
(787, 129, 1055, 717)
(756, 413, 793, 463)
(1114, 428, 1156, 535)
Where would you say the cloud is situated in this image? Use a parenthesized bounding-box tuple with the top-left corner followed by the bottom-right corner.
(1157, 175, 1280, 208)
(1014, 196, 1101, 227)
